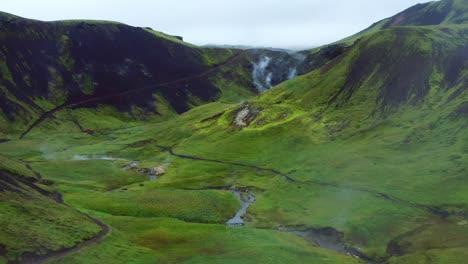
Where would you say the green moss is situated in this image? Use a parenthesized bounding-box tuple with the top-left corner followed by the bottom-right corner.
(33, 97, 57, 112)
(47, 66, 67, 105)
(0, 154, 35, 178)
(54, 215, 360, 264)
(58, 35, 75, 71)
(144, 28, 195, 48)
(0, 60, 13, 85)
(0, 155, 102, 262)
(153, 93, 177, 117)
(0, 191, 101, 261)
(200, 48, 235, 66)
(211, 62, 257, 103)
(82, 74, 94, 95)
(66, 188, 239, 224)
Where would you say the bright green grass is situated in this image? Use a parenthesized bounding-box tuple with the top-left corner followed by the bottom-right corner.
(0, 184, 100, 261)
(53, 215, 361, 264)
(30, 160, 145, 191)
(145, 28, 196, 48)
(65, 187, 239, 224)
(387, 219, 468, 259)
(250, 181, 429, 258)
(0, 154, 35, 178)
(49, 226, 158, 264)
(4, 88, 465, 260)
(0, 153, 104, 262)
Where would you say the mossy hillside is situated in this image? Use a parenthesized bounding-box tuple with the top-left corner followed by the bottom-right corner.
(209, 54, 258, 104)
(4, 88, 465, 261)
(0, 189, 100, 261)
(384, 0, 468, 27)
(335, 0, 468, 46)
(0, 164, 102, 262)
(0, 13, 258, 135)
(49, 223, 159, 264)
(2, 86, 465, 261)
(58, 106, 144, 133)
(0, 154, 35, 178)
(65, 187, 239, 224)
(166, 26, 468, 207)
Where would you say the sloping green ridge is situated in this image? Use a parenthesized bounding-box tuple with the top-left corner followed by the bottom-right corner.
(0, 158, 102, 263)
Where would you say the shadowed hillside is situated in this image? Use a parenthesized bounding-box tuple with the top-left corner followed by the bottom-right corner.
(0, 12, 260, 135)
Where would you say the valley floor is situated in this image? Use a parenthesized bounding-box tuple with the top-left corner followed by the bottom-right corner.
(0, 103, 468, 263)
(1, 101, 467, 264)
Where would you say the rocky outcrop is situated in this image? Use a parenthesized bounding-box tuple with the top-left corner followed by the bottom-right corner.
(125, 161, 166, 181)
(234, 104, 260, 127)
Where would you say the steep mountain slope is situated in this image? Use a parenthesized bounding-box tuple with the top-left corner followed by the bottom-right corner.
(382, 0, 468, 27)
(340, 0, 468, 44)
(0, 154, 104, 263)
(0, 12, 259, 135)
(0, 12, 338, 138)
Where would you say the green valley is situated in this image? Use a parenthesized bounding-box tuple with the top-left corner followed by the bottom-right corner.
(0, 0, 467, 263)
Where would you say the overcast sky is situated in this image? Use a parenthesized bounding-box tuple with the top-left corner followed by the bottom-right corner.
(2, 0, 434, 49)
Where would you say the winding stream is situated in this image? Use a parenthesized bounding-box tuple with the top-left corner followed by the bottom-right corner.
(76, 147, 456, 262)
(227, 191, 256, 226)
(225, 190, 370, 261)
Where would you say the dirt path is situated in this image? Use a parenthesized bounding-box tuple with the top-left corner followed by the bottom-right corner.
(154, 144, 465, 219)
(19, 51, 248, 139)
(15, 215, 110, 264)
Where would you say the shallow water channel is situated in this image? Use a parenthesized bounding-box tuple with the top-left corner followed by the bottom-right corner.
(226, 191, 256, 226)
(226, 190, 369, 262)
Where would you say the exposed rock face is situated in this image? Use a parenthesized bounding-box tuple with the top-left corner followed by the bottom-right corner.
(151, 166, 165, 176)
(127, 162, 166, 181)
(234, 104, 260, 127)
(234, 108, 251, 127)
(148, 166, 165, 181)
